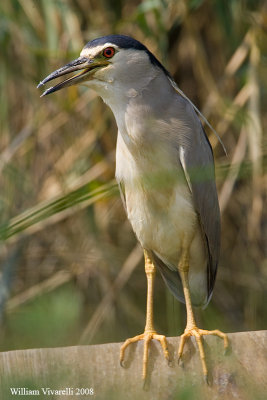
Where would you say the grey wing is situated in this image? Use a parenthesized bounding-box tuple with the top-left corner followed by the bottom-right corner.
(169, 82, 221, 301)
(151, 97, 220, 305)
(179, 105, 221, 302)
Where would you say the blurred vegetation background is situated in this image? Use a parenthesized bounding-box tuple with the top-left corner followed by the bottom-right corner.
(0, 0, 266, 353)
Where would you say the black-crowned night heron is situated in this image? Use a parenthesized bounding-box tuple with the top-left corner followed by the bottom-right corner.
(38, 34, 228, 383)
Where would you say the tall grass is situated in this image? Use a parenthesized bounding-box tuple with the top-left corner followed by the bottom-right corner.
(0, 0, 266, 350)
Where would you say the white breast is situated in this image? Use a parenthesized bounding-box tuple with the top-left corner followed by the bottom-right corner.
(116, 131, 205, 258)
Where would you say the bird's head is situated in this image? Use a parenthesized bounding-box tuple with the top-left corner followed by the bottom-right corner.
(37, 35, 171, 101)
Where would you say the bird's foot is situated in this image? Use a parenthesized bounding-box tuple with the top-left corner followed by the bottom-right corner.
(120, 330, 169, 381)
(178, 326, 229, 383)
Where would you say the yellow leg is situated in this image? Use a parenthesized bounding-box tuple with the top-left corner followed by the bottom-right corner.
(177, 241, 229, 383)
(120, 250, 169, 380)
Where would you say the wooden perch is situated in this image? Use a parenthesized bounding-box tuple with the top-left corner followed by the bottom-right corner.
(0, 331, 266, 399)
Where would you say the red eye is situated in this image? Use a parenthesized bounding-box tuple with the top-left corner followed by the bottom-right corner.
(103, 47, 115, 58)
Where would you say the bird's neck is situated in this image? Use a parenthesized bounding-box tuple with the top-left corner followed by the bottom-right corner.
(103, 72, 175, 150)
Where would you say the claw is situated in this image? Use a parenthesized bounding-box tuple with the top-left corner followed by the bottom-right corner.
(178, 356, 184, 368)
(120, 331, 169, 381)
(143, 379, 149, 391)
(178, 327, 229, 382)
(224, 345, 231, 356)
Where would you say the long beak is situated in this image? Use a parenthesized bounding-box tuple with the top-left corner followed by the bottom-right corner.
(37, 56, 105, 97)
